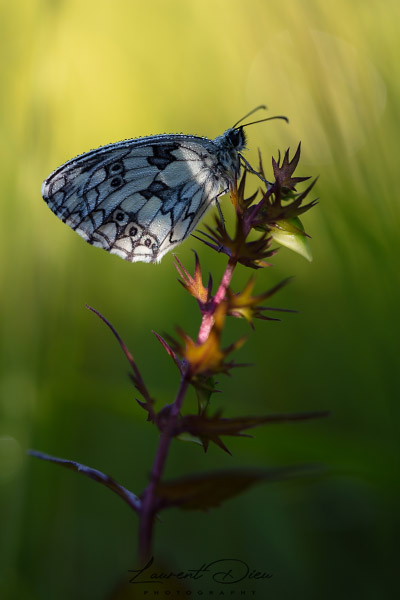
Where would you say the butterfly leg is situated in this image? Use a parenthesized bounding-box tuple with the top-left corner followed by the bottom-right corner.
(214, 187, 230, 253)
(216, 197, 226, 232)
(239, 155, 273, 188)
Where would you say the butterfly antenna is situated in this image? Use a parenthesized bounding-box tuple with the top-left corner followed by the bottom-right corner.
(239, 115, 289, 130)
(232, 105, 268, 128)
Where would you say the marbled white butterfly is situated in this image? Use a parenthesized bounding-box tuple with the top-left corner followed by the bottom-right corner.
(42, 107, 286, 264)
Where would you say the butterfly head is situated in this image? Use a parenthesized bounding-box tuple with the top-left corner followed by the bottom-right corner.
(213, 127, 247, 181)
(225, 126, 247, 152)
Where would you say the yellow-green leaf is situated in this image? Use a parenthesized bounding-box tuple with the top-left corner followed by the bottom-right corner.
(270, 217, 313, 262)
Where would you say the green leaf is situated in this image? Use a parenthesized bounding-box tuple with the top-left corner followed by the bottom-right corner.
(192, 374, 219, 413)
(155, 466, 321, 511)
(269, 217, 313, 262)
(176, 432, 204, 446)
(174, 410, 329, 454)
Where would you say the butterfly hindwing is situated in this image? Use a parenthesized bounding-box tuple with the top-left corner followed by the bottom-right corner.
(42, 130, 245, 263)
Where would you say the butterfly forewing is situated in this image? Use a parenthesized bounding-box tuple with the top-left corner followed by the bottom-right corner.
(42, 129, 246, 263)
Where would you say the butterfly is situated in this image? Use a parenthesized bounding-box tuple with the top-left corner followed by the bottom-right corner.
(41, 107, 287, 264)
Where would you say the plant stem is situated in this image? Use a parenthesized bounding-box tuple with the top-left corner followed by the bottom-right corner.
(138, 373, 190, 563)
(197, 258, 236, 344)
(139, 256, 236, 561)
(138, 176, 278, 557)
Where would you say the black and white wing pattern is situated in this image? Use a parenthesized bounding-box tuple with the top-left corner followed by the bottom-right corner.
(41, 128, 247, 263)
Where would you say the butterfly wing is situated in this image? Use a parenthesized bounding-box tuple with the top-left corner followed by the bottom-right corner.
(42, 136, 228, 263)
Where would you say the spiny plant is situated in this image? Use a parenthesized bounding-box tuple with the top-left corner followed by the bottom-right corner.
(30, 143, 326, 562)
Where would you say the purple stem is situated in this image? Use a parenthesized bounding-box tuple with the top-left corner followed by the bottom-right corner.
(138, 373, 190, 562)
(197, 259, 236, 344)
(138, 256, 238, 561)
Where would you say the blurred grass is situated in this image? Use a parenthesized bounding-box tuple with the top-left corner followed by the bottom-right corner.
(0, 0, 399, 598)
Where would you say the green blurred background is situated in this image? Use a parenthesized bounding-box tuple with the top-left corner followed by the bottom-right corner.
(1, 0, 398, 598)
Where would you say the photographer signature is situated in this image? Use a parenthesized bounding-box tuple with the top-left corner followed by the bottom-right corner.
(128, 557, 273, 584)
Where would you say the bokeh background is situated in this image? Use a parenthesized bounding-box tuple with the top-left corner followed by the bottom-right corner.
(1, 0, 398, 598)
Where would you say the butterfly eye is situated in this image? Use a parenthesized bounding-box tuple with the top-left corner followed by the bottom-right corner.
(228, 129, 242, 147)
